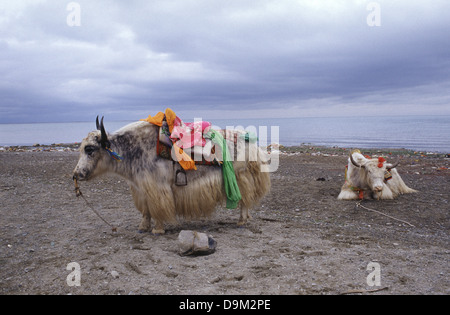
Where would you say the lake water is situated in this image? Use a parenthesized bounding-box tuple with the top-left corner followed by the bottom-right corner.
(0, 116, 449, 153)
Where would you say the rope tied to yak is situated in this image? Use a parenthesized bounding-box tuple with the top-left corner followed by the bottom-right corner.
(74, 178, 118, 233)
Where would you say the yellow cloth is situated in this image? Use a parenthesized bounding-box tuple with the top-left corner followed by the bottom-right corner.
(141, 108, 176, 133)
(172, 143, 197, 171)
(141, 111, 164, 126)
(141, 108, 196, 171)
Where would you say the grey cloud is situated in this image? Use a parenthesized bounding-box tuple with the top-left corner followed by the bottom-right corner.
(1, 0, 450, 123)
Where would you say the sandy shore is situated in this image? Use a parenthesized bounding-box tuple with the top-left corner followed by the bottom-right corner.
(0, 145, 448, 295)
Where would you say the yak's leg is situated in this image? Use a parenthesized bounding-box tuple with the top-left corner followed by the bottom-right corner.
(130, 186, 153, 232)
(139, 212, 152, 233)
(247, 209, 253, 221)
(238, 207, 252, 226)
(152, 221, 165, 235)
(140, 179, 176, 235)
(338, 186, 360, 200)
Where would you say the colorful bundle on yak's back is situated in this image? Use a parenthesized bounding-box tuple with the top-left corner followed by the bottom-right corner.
(141, 108, 196, 171)
(170, 117, 212, 149)
(159, 120, 173, 148)
(141, 108, 244, 209)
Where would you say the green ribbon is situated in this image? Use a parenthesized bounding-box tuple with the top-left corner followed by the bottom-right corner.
(205, 130, 242, 209)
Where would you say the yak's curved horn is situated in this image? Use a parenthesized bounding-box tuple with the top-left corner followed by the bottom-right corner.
(96, 116, 100, 130)
(387, 157, 400, 169)
(350, 152, 364, 168)
(99, 116, 110, 149)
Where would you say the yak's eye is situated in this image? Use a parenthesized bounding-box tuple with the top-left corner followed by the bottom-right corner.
(85, 146, 96, 156)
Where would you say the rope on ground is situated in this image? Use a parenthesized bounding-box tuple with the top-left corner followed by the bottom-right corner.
(355, 201, 416, 228)
(340, 287, 389, 295)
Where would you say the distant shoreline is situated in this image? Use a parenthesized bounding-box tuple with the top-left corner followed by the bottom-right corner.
(1, 143, 448, 158)
(0, 143, 80, 152)
(1, 116, 449, 153)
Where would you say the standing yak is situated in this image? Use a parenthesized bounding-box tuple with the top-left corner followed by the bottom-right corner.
(73, 117, 271, 234)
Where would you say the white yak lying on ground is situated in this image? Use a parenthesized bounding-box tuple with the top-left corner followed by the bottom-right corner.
(338, 150, 417, 200)
(73, 117, 271, 234)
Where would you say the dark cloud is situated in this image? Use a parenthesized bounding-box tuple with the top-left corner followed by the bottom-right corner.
(1, 0, 450, 123)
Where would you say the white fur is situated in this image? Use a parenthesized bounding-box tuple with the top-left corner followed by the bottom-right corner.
(338, 152, 417, 200)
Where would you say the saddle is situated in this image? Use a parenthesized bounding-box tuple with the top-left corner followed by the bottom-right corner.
(156, 118, 220, 186)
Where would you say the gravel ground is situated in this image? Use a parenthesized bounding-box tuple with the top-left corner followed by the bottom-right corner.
(0, 145, 448, 295)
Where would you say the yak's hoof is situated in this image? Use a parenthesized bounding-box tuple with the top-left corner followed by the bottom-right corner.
(138, 223, 151, 233)
(237, 215, 252, 226)
(152, 229, 165, 235)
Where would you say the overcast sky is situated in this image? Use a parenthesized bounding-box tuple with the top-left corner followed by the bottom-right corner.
(1, 0, 450, 123)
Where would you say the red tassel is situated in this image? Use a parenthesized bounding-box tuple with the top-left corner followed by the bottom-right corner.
(378, 157, 386, 168)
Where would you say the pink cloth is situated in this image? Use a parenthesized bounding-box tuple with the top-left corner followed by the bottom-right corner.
(170, 117, 212, 149)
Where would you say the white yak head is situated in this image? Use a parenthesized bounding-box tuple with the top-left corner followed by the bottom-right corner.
(349, 152, 399, 193)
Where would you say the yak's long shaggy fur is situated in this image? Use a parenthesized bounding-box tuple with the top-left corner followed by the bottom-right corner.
(73, 121, 271, 234)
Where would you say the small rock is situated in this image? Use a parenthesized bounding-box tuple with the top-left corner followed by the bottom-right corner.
(178, 230, 217, 256)
(111, 270, 120, 279)
(24, 267, 34, 273)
